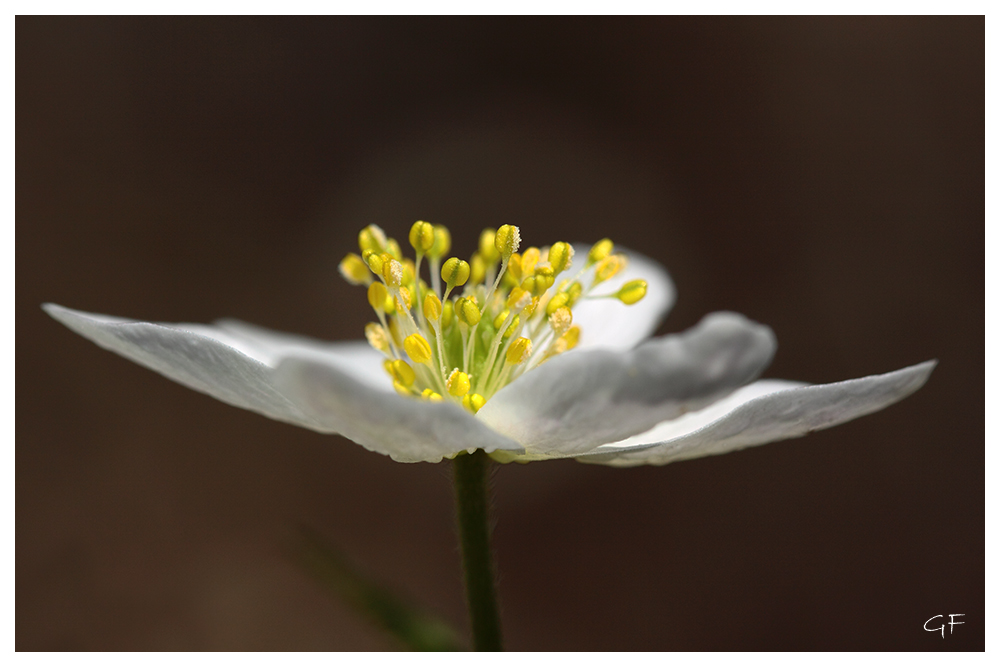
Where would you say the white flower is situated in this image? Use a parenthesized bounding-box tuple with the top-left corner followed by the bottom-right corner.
(42, 225, 934, 465)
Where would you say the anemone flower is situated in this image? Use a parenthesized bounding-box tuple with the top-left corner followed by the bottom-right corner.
(43, 223, 934, 650)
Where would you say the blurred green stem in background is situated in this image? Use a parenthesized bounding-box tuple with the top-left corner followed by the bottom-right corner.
(298, 527, 463, 651)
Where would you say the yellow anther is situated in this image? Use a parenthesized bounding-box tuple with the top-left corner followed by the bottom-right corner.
(409, 221, 435, 254)
(388, 317, 403, 346)
(447, 369, 471, 397)
(381, 256, 403, 287)
(494, 224, 521, 261)
(456, 297, 481, 326)
(506, 287, 532, 311)
(429, 224, 451, 259)
(394, 381, 412, 396)
(521, 274, 550, 297)
(441, 257, 471, 288)
(339, 253, 370, 285)
(421, 388, 444, 402)
(384, 238, 403, 260)
(388, 359, 416, 387)
(523, 297, 538, 319)
(617, 279, 648, 305)
(506, 337, 532, 365)
(401, 259, 416, 286)
(546, 338, 568, 359)
(549, 306, 573, 336)
(587, 238, 614, 266)
(502, 315, 519, 337)
(566, 281, 584, 306)
(520, 247, 540, 277)
(462, 393, 486, 414)
(358, 224, 387, 254)
(404, 333, 433, 364)
(561, 325, 581, 350)
(534, 266, 555, 292)
(507, 253, 523, 282)
(364, 251, 384, 276)
(469, 252, 487, 285)
(365, 322, 390, 354)
(548, 242, 574, 274)
(479, 228, 500, 263)
(594, 254, 627, 284)
(546, 292, 570, 316)
(395, 285, 414, 311)
(423, 292, 442, 322)
(367, 282, 390, 313)
(493, 309, 510, 330)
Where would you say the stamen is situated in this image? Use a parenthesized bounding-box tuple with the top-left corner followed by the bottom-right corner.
(364, 251, 384, 277)
(404, 333, 433, 365)
(469, 253, 487, 287)
(478, 229, 500, 264)
(441, 257, 471, 299)
(388, 359, 416, 387)
(421, 388, 444, 402)
(457, 298, 482, 326)
(616, 279, 648, 305)
(520, 247, 540, 276)
(384, 238, 403, 261)
(587, 238, 614, 266)
(545, 292, 570, 316)
(447, 369, 471, 397)
(494, 225, 521, 261)
(462, 393, 486, 414)
(339, 253, 371, 285)
(367, 282, 392, 315)
(505, 337, 532, 365)
(409, 221, 435, 254)
(345, 226, 645, 405)
(548, 242, 574, 275)
(382, 257, 404, 288)
(423, 293, 442, 322)
(593, 254, 627, 284)
(365, 322, 390, 355)
(428, 225, 451, 260)
(548, 306, 573, 336)
(358, 224, 388, 254)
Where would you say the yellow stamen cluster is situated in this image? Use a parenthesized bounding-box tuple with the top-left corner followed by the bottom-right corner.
(341, 223, 647, 411)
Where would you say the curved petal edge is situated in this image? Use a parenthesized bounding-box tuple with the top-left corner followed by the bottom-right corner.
(478, 311, 777, 456)
(578, 360, 937, 467)
(42, 303, 325, 431)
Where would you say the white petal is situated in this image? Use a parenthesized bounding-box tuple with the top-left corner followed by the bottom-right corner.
(273, 357, 524, 463)
(477, 312, 776, 456)
(43, 303, 331, 431)
(210, 318, 389, 390)
(569, 245, 675, 351)
(578, 361, 937, 467)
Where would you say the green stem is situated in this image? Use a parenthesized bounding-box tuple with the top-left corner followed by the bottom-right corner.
(452, 449, 503, 651)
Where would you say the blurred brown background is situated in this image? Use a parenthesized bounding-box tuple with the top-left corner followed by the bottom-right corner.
(18, 17, 982, 650)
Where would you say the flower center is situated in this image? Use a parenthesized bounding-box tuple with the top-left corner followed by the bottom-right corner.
(339, 223, 648, 413)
